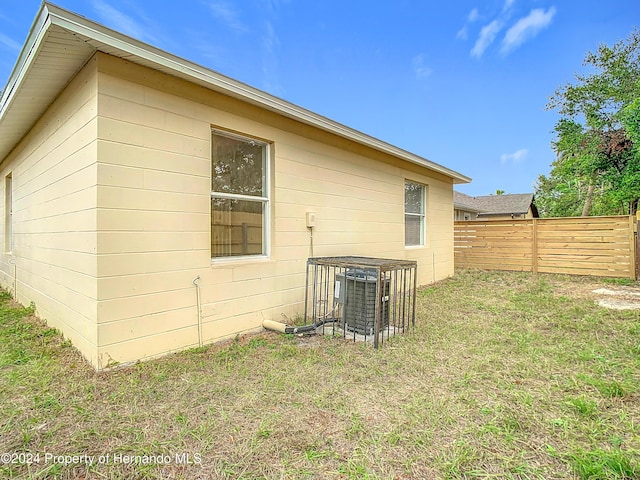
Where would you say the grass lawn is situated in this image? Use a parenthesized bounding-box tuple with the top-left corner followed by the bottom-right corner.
(1, 269, 639, 479)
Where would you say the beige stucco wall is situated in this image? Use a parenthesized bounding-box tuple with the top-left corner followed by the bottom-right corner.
(0, 57, 99, 365)
(94, 52, 455, 367)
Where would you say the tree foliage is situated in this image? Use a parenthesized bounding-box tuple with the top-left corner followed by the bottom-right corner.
(536, 29, 640, 217)
(211, 132, 266, 215)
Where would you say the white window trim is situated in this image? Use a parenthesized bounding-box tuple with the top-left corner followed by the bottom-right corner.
(210, 129, 270, 261)
(404, 180, 426, 248)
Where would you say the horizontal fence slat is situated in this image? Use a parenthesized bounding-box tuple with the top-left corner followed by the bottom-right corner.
(536, 223, 628, 232)
(538, 257, 630, 268)
(457, 263, 531, 272)
(536, 216, 627, 224)
(455, 254, 532, 262)
(538, 250, 630, 257)
(455, 226, 533, 232)
(454, 215, 635, 279)
(537, 241, 629, 249)
(538, 265, 631, 277)
(536, 232, 628, 240)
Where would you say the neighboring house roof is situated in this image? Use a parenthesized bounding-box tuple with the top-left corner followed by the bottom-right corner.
(0, 3, 471, 186)
(453, 191, 485, 213)
(454, 191, 538, 217)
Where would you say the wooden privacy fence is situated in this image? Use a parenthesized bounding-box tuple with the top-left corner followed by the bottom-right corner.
(454, 215, 637, 279)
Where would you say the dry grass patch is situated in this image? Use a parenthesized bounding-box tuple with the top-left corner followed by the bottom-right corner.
(1, 270, 639, 479)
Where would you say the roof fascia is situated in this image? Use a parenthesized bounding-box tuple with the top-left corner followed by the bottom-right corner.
(454, 204, 483, 213)
(0, 2, 51, 120)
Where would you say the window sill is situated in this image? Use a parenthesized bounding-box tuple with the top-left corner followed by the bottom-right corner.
(210, 255, 272, 267)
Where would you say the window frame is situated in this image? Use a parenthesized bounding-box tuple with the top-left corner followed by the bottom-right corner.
(404, 180, 426, 247)
(210, 128, 270, 261)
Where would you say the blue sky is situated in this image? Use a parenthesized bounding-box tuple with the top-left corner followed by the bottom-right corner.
(0, 1, 638, 195)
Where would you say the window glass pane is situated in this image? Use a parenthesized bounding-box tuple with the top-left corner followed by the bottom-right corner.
(211, 198, 264, 257)
(405, 182, 424, 214)
(212, 132, 265, 197)
(405, 181, 425, 246)
(405, 214, 422, 246)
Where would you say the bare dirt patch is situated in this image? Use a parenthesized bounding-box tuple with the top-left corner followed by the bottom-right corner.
(548, 275, 640, 310)
(592, 285, 640, 310)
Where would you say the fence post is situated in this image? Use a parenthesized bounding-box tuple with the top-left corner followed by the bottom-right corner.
(531, 218, 538, 274)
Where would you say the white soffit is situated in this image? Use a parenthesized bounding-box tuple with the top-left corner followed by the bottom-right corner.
(0, 2, 471, 184)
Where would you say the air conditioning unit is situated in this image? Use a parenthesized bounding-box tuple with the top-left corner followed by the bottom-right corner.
(305, 256, 417, 348)
(335, 269, 389, 336)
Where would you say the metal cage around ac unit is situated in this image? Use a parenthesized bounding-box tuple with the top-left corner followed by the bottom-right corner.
(304, 256, 417, 348)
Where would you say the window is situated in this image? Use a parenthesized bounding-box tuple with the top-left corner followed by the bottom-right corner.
(5, 173, 12, 252)
(404, 181, 425, 246)
(211, 130, 269, 258)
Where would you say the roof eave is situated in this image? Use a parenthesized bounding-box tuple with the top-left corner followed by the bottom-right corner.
(0, 2, 50, 122)
(454, 203, 484, 213)
(477, 212, 529, 216)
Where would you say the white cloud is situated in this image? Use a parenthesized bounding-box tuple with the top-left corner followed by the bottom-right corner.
(500, 7, 556, 55)
(503, 0, 516, 12)
(500, 149, 528, 164)
(262, 21, 279, 54)
(263, 0, 291, 13)
(261, 20, 283, 94)
(92, 0, 156, 42)
(471, 20, 502, 58)
(0, 32, 20, 52)
(468, 8, 480, 22)
(412, 54, 433, 79)
(204, 0, 247, 33)
(457, 8, 480, 40)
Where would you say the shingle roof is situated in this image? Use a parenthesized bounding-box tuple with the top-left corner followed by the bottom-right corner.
(454, 192, 537, 216)
(453, 191, 485, 212)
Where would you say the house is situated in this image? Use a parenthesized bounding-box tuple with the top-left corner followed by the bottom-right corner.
(454, 192, 484, 221)
(454, 192, 538, 220)
(0, 3, 470, 369)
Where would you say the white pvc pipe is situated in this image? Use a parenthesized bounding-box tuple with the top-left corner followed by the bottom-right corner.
(262, 319, 288, 333)
(192, 275, 202, 347)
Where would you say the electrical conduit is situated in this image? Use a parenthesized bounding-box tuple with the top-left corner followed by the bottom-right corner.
(192, 275, 202, 347)
(262, 318, 336, 335)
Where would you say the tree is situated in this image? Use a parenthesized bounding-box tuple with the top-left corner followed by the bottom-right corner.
(536, 29, 640, 216)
